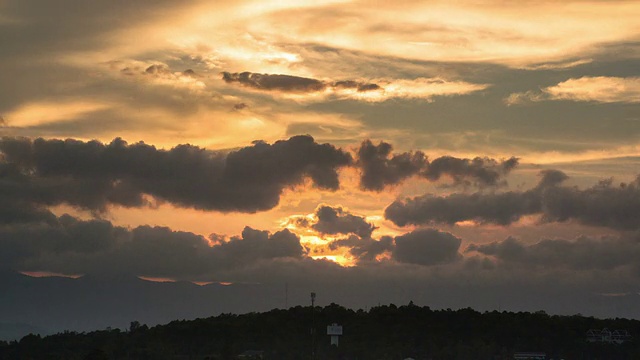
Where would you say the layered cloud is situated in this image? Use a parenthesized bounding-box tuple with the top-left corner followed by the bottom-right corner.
(0, 135, 525, 220)
(222, 71, 488, 102)
(222, 72, 327, 93)
(0, 135, 352, 213)
(386, 170, 640, 230)
(357, 140, 518, 191)
(1, 0, 640, 324)
(506, 77, 640, 105)
(241, 1, 640, 66)
(467, 234, 640, 271)
(0, 212, 305, 279)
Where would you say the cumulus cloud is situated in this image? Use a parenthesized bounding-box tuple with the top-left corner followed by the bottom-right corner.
(424, 155, 519, 187)
(0, 135, 352, 214)
(467, 234, 640, 271)
(289, 204, 378, 240)
(386, 169, 640, 231)
(393, 228, 462, 266)
(311, 205, 378, 238)
(211, 227, 306, 269)
(330, 228, 463, 266)
(329, 235, 394, 263)
(505, 76, 640, 105)
(0, 214, 127, 271)
(385, 170, 565, 226)
(0, 212, 305, 280)
(541, 177, 640, 230)
(221, 72, 487, 102)
(356, 140, 427, 191)
(356, 140, 518, 191)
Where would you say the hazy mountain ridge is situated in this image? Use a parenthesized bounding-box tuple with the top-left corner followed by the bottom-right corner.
(2, 269, 639, 341)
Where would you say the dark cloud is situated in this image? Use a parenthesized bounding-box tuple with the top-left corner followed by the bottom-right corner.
(221, 71, 383, 94)
(0, 135, 352, 214)
(332, 80, 381, 92)
(182, 69, 196, 77)
(357, 140, 427, 191)
(211, 227, 306, 269)
(386, 170, 640, 230)
(393, 228, 462, 266)
(311, 205, 377, 238)
(328, 227, 463, 266)
(329, 235, 394, 263)
(0, 212, 305, 279)
(356, 140, 518, 191)
(0, 214, 126, 270)
(222, 72, 326, 92)
(424, 155, 519, 187)
(467, 234, 640, 271)
(541, 176, 640, 230)
(145, 64, 171, 75)
(233, 102, 248, 110)
(384, 170, 566, 226)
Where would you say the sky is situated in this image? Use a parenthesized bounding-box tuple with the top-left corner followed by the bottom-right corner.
(1, 0, 640, 329)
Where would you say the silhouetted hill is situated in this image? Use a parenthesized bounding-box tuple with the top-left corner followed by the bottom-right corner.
(1, 303, 639, 359)
(0, 271, 291, 337)
(0, 323, 49, 342)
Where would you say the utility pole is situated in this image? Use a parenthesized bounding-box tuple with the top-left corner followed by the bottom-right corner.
(311, 292, 316, 360)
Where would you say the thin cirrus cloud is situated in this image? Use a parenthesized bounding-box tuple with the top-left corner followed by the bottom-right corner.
(3, 101, 113, 128)
(221, 71, 489, 102)
(505, 77, 640, 105)
(244, 0, 640, 66)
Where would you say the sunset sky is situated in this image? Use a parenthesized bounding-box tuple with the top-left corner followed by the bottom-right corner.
(1, 0, 640, 327)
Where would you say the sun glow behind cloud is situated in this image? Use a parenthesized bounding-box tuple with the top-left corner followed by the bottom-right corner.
(506, 77, 640, 105)
(4, 101, 112, 128)
(1, 0, 640, 323)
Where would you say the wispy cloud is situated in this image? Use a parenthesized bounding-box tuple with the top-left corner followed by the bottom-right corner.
(506, 77, 640, 105)
(222, 71, 488, 102)
(3, 101, 112, 128)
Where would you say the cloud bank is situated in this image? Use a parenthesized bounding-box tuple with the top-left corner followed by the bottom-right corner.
(357, 140, 518, 191)
(386, 170, 640, 230)
(0, 135, 352, 214)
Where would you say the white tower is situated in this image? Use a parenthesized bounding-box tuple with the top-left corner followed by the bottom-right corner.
(327, 323, 343, 346)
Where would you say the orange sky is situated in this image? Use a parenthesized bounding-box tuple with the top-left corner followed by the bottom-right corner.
(1, 1, 640, 320)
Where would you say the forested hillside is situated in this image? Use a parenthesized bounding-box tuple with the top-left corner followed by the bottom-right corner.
(1, 303, 638, 359)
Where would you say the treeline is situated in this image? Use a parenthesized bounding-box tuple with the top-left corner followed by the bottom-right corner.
(1, 303, 639, 359)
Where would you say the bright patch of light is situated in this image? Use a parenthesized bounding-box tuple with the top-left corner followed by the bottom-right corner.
(21, 271, 83, 279)
(138, 276, 176, 283)
(5, 101, 111, 127)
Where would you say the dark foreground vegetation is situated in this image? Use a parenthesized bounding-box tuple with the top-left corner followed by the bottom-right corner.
(1, 303, 639, 359)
